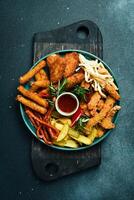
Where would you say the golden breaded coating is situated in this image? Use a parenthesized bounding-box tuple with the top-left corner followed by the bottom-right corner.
(31, 80, 50, 88)
(80, 103, 90, 117)
(17, 85, 48, 108)
(86, 96, 115, 129)
(35, 69, 48, 81)
(16, 95, 47, 114)
(47, 54, 65, 83)
(88, 92, 101, 110)
(80, 80, 90, 89)
(66, 72, 84, 89)
(100, 105, 121, 129)
(63, 52, 79, 77)
(19, 60, 46, 84)
(105, 83, 120, 100)
(97, 99, 104, 111)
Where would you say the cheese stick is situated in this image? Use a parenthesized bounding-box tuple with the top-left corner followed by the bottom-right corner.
(17, 85, 48, 108)
(19, 60, 46, 84)
(16, 95, 47, 114)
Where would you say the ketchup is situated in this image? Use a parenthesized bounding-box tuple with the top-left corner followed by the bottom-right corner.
(57, 94, 77, 113)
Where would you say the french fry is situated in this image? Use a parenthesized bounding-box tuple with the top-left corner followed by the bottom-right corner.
(53, 140, 66, 147)
(57, 118, 72, 126)
(54, 122, 64, 131)
(19, 60, 46, 84)
(31, 80, 50, 88)
(56, 123, 69, 142)
(69, 133, 92, 145)
(17, 85, 48, 108)
(16, 95, 47, 114)
(64, 140, 78, 148)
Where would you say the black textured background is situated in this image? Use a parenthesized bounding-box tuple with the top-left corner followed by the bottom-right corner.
(0, 0, 134, 200)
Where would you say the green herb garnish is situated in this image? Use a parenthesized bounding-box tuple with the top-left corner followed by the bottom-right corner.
(75, 116, 89, 132)
(49, 78, 67, 97)
(57, 78, 67, 96)
(47, 99, 54, 108)
(72, 85, 89, 101)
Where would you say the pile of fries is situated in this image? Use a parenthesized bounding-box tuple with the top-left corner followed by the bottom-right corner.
(16, 52, 121, 148)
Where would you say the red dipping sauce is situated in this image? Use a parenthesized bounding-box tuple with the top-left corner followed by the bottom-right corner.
(55, 92, 79, 116)
(58, 94, 77, 113)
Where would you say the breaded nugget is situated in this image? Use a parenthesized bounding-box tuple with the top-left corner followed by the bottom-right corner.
(105, 83, 120, 100)
(97, 99, 104, 111)
(17, 85, 48, 108)
(100, 105, 121, 129)
(47, 54, 65, 83)
(66, 72, 84, 89)
(64, 52, 79, 77)
(80, 80, 90, 89)
(88, 92, 101, 110)
(86, 96, 115, 128)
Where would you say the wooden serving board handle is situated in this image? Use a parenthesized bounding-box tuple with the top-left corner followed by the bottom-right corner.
(31, 20, 103, 181)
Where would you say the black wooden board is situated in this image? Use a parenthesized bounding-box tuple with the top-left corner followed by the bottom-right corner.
(31, 20, 103, 181)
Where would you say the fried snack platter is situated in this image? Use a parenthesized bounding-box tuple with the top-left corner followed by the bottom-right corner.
(16, 50, 121, 150)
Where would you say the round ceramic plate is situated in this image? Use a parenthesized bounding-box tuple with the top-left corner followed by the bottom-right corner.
(20, 49, 121, 151)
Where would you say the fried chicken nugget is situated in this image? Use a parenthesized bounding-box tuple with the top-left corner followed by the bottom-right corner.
(105, 83, 120, 100)
(16, 95, 47, 114)
(66, 71, 84, 89)
(17, 85, 48, 108)
(88, 92, 101, 110)
(86, 96, 115, 129)
(63, 52, 79, 78)
(97, 99, 104, 111)
(100, 105, 121, 129)
(47, 54, 65, 83)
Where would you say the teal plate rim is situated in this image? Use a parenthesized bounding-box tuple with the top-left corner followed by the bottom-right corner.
(20, 49, 121, 151)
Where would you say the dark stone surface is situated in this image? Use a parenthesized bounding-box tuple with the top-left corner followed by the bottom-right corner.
(0, 0, 134, 199)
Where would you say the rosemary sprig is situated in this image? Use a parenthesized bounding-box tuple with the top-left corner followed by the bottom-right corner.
(72, 85, 90, 101)
(49, 78, 67, 97)
(75, 116, 89, 132)
(47, 99, 54, 108)
(57, 78, 67, 96)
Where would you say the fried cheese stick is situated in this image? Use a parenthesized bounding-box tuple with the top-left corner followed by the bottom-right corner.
(19, 60, 46, 84)
(16, 95, 47, 114)
(31, 80, 50, 88)
(17, 85, 48, 108)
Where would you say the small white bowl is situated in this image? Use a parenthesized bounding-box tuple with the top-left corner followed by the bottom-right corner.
(55, 92, 79, 117)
